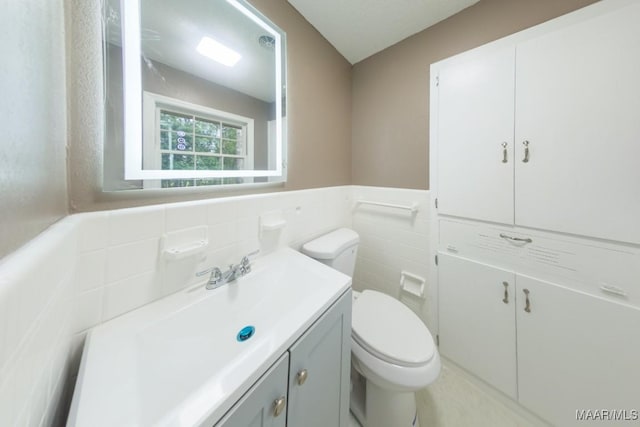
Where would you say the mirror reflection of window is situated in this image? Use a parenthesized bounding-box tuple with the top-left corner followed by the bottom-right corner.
(141, 93, 254, 188)
(102, 0, 286, 191)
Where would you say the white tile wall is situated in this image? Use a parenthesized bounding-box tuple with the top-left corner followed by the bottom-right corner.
(350, 186, 434, 328)
(0, 218, 77, 427)
(0, 186, 352, 426)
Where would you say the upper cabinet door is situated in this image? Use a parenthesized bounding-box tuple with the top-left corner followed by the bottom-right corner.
(437, 47, 515, 225)
(515, 2, 640, 244)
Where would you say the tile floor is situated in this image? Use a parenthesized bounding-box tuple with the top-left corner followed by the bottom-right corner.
(348, 359, 548, 427)
(416, 360, 547, 427)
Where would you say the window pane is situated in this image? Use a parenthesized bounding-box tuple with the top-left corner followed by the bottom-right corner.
(196, 156, 221, 170)
(172, 132, 193, 152)
(161, 154, 194, 170)
(160, 112, 172, 130)
(223, 177, 244, 185)
(223, 157, 243, 170)
(162, 179, 195, 188)
(222, 139, 241, 155)
(196, 178, 222, 186)
(195, 119, 220, 137)
(195, 137, 220, 153)
(161, 111, 194, 133)
(160, 131, 170, 150)
(222, 125, 240, 140)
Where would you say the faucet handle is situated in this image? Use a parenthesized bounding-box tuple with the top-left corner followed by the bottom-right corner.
(196, 267, 214, 277)
(210, 267, 223, 284)
(240, 249, 260, 273)
(196, 267, 223, 284)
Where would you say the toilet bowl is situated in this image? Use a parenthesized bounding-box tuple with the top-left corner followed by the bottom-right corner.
(302, 228, 441, 427)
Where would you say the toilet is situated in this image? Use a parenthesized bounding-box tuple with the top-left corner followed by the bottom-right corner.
(302, 228, 441, 427)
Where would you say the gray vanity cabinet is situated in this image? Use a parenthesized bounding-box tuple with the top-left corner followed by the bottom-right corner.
(215, 353, 290, 427)
(287, 289, 351, 427)
(216, 290, 351, 427)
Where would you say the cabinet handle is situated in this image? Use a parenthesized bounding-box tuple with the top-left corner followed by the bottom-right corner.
(499, 233, 533, 244)
(501, 142, 508, 163)
(502, 282, 509, 304)
(522, 140, 530, 163)
(296, 369, 308, 386)
(523, 289, 531, 313)
(273, 396, 286, 417)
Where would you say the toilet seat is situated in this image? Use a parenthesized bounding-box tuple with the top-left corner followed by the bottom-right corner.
(352, 290, 435, 367)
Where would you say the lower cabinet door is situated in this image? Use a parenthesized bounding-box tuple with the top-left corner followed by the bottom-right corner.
(438, 253, 517, 398)
(287, 290, 352, 427)
(215, 353, 289, 427)
(516, 274, 640, 426)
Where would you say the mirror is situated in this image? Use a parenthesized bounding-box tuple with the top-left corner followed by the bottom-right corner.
(103, 0, 286, 190)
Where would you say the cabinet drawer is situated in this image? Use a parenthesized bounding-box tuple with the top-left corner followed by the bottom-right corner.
(439, 218, 640, 309)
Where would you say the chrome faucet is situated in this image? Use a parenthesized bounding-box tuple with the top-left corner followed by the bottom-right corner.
(196, 250, 259, 290)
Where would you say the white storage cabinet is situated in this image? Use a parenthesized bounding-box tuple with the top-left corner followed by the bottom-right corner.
(438, 252, 640, 426)
(432, 1, 640, 425)
(434, 0, 640, 245)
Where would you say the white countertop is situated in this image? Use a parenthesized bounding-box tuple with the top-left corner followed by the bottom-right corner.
(67, 247, 351, 427)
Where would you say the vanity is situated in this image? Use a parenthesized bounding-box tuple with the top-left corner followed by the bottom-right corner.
(67, 248, 352, 427)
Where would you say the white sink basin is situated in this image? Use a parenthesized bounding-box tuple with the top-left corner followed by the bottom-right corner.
(67, 247, 351, 427)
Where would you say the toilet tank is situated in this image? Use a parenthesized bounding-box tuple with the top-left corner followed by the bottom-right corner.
(301, 228, 360, 277)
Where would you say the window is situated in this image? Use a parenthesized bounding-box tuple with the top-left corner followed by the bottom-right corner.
(142, 92, 254, 188)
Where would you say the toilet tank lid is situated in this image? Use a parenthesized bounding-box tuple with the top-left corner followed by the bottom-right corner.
(302, 228, 359, 260)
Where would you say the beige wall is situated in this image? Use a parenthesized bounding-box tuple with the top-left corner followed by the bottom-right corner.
(66, 0, 352, 212)
(0, 0, 68, 259)
(351, 0, 599, 189)
(1, 0, 602, 257)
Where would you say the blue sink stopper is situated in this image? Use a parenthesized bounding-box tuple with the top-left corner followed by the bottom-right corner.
(237, 325, 255, 342)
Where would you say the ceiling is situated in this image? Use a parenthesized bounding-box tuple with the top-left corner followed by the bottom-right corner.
(107, 0, 279, 102)
(287, 0, 481, 64)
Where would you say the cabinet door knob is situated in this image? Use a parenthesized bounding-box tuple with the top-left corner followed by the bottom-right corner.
(522, 140, 530, 163)
(523, 288, 531, 313)
(296, 369, 308, 386)
(501, 142, 508, 163)
(273, 396, 286, 417)
(502, 282, 509, 304)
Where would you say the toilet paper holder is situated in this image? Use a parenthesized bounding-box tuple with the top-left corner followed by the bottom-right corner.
(400, 271, 426, 299)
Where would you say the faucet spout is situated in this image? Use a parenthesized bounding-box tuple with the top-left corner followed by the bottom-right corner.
(195, 250, 259, 290)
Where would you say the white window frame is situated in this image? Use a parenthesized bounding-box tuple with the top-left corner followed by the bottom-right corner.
(142, 91, 254, 177)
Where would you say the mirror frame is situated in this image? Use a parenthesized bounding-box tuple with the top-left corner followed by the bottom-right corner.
(120, 0, 285, 180)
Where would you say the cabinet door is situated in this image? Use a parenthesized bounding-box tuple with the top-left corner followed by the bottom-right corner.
(516, 275, 640, 426)
(514, 2, 640, 244)
(436, 47, 515, 224)
(215, 353, 289, 427)
(287, 291, 351, 427)
(438, 253, 517, 398)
